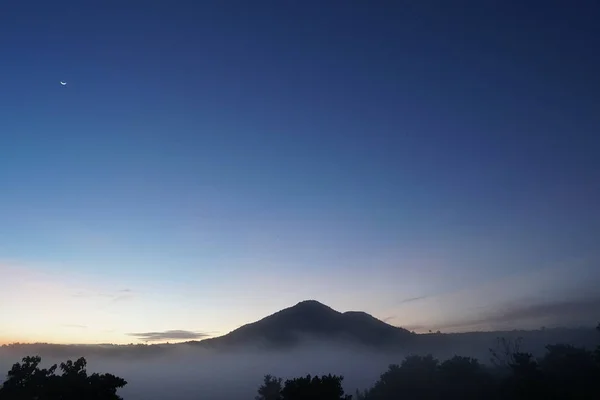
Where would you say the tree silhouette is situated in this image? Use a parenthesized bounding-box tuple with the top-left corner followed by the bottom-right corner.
(595, 322, 600, 364)
(0, 356, 58, 400)
(255, 374, 283, 400)
(502, 352, 546, 399)
(342, 327, 600, 400)
(363, 355, 440, 400)
(280, 374, 351, 400)
(539, 344, 598, 399)
(489, 336, 523, 368)
(438, 356, 495, 399)
(0, 356, 127, 400)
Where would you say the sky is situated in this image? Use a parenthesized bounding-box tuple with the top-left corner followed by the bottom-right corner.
(1, 0, 599, 345)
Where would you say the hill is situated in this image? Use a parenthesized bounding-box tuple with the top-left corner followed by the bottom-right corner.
(189, 300, 414, 350)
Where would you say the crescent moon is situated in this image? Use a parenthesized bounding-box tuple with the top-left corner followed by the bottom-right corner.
(60, 82, 67, 86)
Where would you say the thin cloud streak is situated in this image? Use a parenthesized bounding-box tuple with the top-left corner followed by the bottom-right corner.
(397, 295, 429, 305)
(112, 294, 134, 303)
(127, 330, 212, 342)
(394, 257, 600, 333)
(427, 296, 600, 332)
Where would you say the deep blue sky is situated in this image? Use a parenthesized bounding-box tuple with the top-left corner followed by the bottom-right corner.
(1, 1, 599, 344)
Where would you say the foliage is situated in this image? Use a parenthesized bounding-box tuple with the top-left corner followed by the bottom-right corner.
(438, 356, 495, 399)
(255, 374, 283, 400)
(351, 326, 600, 400)
(0, 356, 127, 400)
(539, 344, 599, 399)
(281, 374, 351, 400)
(256, 374, 351, 400)
(489, 336, 523, 368)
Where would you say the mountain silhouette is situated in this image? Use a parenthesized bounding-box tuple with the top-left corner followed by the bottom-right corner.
(191, 300, 414, 349)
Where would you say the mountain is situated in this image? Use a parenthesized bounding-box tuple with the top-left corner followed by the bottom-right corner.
(190, 300, 414, 349)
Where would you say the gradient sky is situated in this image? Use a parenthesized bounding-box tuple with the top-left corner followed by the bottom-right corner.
(1, 1, 599, 345)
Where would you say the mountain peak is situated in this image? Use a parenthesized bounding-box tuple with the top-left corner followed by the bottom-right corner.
(293, 299, 333, 310)
(195, 300, 413, 349)
(296, 299, 324, 306)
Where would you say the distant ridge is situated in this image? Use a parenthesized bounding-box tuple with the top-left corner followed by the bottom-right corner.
(189, 300, 414, 349)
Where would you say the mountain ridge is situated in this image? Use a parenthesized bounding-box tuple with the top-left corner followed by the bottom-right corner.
(188, 300, 414, 349)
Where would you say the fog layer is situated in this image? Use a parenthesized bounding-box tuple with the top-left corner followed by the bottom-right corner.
(1, 328, 597, 400)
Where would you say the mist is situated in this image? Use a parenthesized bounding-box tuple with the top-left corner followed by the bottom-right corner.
(1, 342, 391, 400)
(1, 327, 597, 400)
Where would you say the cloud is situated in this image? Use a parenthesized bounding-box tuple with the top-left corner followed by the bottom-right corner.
(109, 289, 135, 303)
(397, 295, 429, 305)
(394, 257, 600, 333)
(496, 297, 600, 323)
(111, 294, 134, 303)
(430, 296, 600, 332)
(126, 330, 212, 342)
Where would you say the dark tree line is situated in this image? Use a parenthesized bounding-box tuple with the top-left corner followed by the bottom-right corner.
(255, 344, 600, 400)
(256, 373, 351, 400)
(0, 356, 126, 400)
